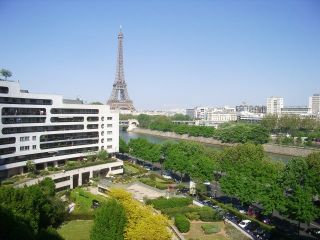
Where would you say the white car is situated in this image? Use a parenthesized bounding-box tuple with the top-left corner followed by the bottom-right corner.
(162, 174, 172, 179)
(239, 220, 251, 228)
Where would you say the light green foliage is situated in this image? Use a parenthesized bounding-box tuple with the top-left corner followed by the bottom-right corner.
(201, 223, 220, 234)
(58, 220, 93, 240)
(90, 199, 126, 240)
(280, 157, 320, 224)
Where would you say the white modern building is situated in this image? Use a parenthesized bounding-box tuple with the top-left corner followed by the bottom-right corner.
(0, 80, 120, 180)
(206, 107, 237, 123)
(267, 97, 284, 115)
(280, 106, 311, 116)
(309, 94, 320, 115)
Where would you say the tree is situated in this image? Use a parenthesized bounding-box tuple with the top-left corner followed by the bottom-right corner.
(119, 137, 129, 153)
(0, 69, 12, 80)
(109, 189, 171, 240)
(90, 199, 126, 240)
(280, 157, 320, 237)
(97, 149, 108, 160)
(26, 160, 36, 174)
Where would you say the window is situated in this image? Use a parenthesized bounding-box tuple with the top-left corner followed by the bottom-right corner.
(101, 138, 104, 143)
(101, 131, 104, 136)
(107, 124, 112, 128)
(32, 136, 36, 140)
(107, 138, 112, 142)
(101, 117, 104, 121)
(20, 146, 30, 151)
(101, 124, 104, 129)
(107, 145, 112, 149)
(32, 145, 36, 150)
(0, 86, 9, 94)
(107, 117, 112, 120)
(107, 131, 112, 135)
(20, 136, 29, 142)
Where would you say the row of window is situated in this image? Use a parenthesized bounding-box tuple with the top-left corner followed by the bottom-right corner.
(40, 131, 99, 142)
(0, 146, 99, 166)
(0, 86, 9, 94)
(0, 97, 52, 105)
(50, 108, 99, 114)
(2, 124, 84, 134)
(0, 137, 15, 145)
(20, 136, 37, 141)
(20, 145, 37, 151)
(40, 139, 99, 150)
(2, 107, 46, 116)
(2, 117, 46, 124)
(0, 147, 16, 155)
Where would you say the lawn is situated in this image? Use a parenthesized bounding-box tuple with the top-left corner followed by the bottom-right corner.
(58, 220, 93, 240)
(70, 188, 108, 215)
(124, 163, 141, 174)
(183, 221, 228, 240)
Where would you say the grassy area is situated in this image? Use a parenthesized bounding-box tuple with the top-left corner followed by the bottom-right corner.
(71, 188, 108, 212)
(58, 220, 93, 240)
(183, 221, 227, 240)
(225, 223, 250, 240)
(124, 163, 141, 174)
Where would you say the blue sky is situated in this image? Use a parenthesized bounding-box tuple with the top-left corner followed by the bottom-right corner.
(0, 0, 319, 110)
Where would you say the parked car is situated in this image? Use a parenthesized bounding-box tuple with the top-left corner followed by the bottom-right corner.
(162, 174, 172, 179)
(306, 228, 320, 238)
(239, 219, 251, 228)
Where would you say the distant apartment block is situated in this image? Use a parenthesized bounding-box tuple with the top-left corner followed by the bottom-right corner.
(267, 97, 284, 115)
(280, 106, 311, 116)
(236, 105, 266, 114)
(309, 94, 320, 115)
(0, 80, 120, 180)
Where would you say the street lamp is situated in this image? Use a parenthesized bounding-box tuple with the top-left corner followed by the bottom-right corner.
(159, 154, 165, 176)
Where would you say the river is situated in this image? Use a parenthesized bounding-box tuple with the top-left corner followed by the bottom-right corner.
(120, 131, 293, 163)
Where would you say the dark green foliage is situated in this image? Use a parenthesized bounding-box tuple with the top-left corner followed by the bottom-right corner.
(0, 68, 12, 80)
(90, 199, 126, 240)
(0, 179, 66, 234)
(119, 137, 129, 153)
(146, 197, 192, 210)
(174, 214, 190, 233)
(160, 206, 200, 217)
(198, 206, 222, 222)
(36, 227, 64, 240)
(0, 205, 34, 240)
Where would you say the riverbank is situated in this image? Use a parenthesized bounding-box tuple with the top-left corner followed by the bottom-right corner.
(131, 128, 319, 157)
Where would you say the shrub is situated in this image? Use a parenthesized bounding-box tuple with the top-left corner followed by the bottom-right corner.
(174, 214, 190, 233)
(185, 211, 200, 221)
(161, 206, 200, 217)
(199, 207, 222, 222)
(146, 197, 193, 210)
(201, 223, 220, 234)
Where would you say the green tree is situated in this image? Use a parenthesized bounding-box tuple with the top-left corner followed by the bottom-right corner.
(90, 199, 126, 240)
(280, 157, 320, 237)
(119, 137, 129, 153)
(26, 160, 37, 174)
(0, 68, 12, 80)
(97, 149, 108, 160)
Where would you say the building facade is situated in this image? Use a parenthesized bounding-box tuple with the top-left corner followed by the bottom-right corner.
(267, 97, 284, 115)
(309, 94, 320, 115)
(280, 106, 311, 116)
(236, 105, 266, 114)
(0, 80, 119, 179)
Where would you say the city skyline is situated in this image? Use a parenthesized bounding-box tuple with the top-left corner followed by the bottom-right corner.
(0, 0, 319, 109)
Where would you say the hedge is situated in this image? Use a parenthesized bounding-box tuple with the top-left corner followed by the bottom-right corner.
(174, 214, 190, 233)
(198, 206, 222, 222)
(146, 197, 193, 210)
(161, 206, 200, 217)
(201, 223, 220, 234)
(198, 193, 275, 232)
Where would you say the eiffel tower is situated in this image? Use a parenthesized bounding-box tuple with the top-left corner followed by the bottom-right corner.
(107, 28, 135, 112)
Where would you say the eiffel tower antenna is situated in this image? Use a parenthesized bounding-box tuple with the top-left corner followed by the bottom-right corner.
(107, 28, 135, 112)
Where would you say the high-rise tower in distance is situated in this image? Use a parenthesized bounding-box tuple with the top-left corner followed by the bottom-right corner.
(107, 27, 135, 112)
